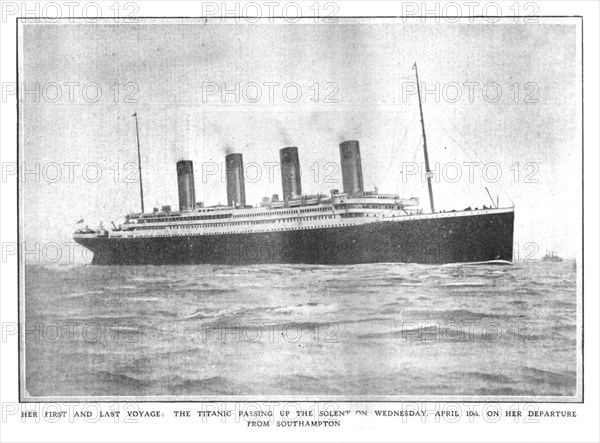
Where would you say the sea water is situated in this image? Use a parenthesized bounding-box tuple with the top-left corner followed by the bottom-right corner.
(23, 261, 578, 399)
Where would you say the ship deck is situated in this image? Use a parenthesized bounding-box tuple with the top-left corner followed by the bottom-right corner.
(73, 207, 514, 240)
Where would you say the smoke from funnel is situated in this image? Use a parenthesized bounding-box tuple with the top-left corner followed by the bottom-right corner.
(277, 125, 292, 146)
(337, 115, 363, 143)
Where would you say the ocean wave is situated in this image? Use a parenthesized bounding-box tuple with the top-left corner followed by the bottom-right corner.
(180, 306, 249, 320)
(475, 387, 538, 396)
(64, 290, 104, 298)
(357, 322, 440, 341)
(448, 260, 513, 267)
(269, 303, 337, 315)
(98, 371, 150, 389)
(441, 281, 488, 287)
(34, 263, 91, 272)
(181, 310, 212, 320)
(123, 296, 163, 303)
(57, 314, 142, 323)
(460, 371, 514, 384)
(402, 308, 519, 322)
(520, 367, 577, 393)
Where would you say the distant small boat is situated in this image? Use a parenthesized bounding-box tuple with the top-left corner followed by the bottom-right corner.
(542, 251, 564, 262)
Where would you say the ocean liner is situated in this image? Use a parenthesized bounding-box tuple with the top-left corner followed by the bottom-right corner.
(74, 64, 514, 265)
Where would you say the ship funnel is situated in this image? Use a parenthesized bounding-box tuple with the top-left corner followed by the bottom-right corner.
(226, 153, 246, 208)
(177, 160, 196, 211)
(339, 140, 364, 196)
(280, 146, 302, 201)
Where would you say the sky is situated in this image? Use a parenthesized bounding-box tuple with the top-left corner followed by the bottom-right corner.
(20, 18, 582, 260)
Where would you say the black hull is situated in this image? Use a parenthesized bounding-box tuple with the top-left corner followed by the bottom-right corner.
(75, 211, 514, 265)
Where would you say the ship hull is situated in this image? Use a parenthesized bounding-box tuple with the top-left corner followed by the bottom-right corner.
(75, 210, 514, 265)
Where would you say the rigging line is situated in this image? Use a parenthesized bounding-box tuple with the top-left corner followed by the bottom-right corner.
(393, 108, 418, 196)
(397, 136, 421, 196)
(438, 112, 513, 205)
(441, 112, 487, 165)
(388, 124, 409, 192)
(433, 118, 480, 165)
(442, 113, 512, 204)
(433, 116, 495, 187)
(385, 111, 401, 183)
(386, 115, 416, 184)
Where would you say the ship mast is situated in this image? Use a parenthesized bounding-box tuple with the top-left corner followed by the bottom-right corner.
(132, 112, 145, 214)
(413, 62, 435, 213)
